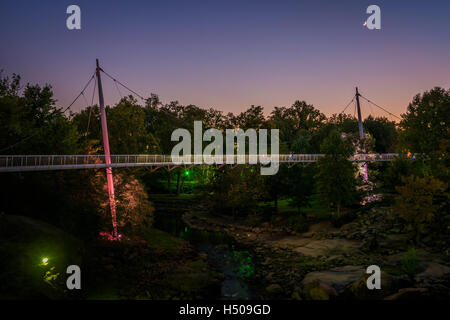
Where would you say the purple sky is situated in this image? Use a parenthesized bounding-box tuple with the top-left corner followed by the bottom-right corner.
(1, 0, 449, 120)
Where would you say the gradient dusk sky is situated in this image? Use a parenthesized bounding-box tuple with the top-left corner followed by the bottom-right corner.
(1, 0, 449, 120)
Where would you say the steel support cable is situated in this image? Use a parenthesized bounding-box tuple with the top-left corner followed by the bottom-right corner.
(86, 76, 97, 137)
(0, 133, 38, 153)
(62, 73, 96, 113)
(339, 97, 355, 115)
(359, 94, 402, 120)
(113, 79, 123, 100)
(101, 69, 145, 100)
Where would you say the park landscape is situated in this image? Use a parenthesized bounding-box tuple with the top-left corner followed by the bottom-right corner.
(0, 70, 448, 300)
(1, 0, 450, 303)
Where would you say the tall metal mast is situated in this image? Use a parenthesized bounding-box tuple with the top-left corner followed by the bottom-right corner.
(355, 87, 368, 182)
(96, 59, 118, 238)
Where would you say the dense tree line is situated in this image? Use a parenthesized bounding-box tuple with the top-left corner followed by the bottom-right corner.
(1, 70, 448, 244)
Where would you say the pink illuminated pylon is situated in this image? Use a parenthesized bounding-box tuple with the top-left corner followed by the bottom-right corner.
(96, 59, 118, 238)
(355, 87, 369, 182)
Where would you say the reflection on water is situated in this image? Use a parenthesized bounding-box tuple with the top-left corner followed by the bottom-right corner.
(154, 214, 256, 299)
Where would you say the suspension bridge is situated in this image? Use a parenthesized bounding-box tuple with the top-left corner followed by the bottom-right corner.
(0, 59, 412, 237)
(0, 153, 406, 173)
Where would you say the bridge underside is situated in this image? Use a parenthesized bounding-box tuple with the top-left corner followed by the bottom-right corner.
(0, 154, 412, 173)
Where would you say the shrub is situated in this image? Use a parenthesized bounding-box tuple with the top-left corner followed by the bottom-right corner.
(394, 175, 448, 243)
(330, 210, 358, 227)
(401, 247, 419, 278)
(287, 215, 308, 233)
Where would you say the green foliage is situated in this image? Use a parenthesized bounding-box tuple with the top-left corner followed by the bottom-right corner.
(0, 73, 81, 154)
(269, 100, 326, 151)
(245, 212, 260, 227)
(287, 164, 316, 214)
(363, 115, 398, 153)
(287, 214, 308, 233)
(315, 130, 359, 214)
(107, 96, 159, 154)
(382, 157, 417, 192)
(394, 175, 448, 243)
(399, 87, 450, 155)
(401, 247, 419, 278)
(208, 167, 264, 218)
(330, 209, 358, 227)
(141, 228, 184, 254)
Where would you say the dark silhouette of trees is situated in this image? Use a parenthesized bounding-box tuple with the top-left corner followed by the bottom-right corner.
(315, 130, 359, 215)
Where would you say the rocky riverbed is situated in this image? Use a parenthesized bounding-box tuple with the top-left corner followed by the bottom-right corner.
(183, 206, 450, 300)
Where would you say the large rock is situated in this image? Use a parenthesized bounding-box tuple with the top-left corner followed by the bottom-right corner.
(265, 283, 283, 296)
(350, 271, 395, 299)
(378, 234, 410, 251)
(302, 265, 365, 293)
(414, 262, 450, 284)
(302, 280, 338, 300)
(271, 237, 360, 257)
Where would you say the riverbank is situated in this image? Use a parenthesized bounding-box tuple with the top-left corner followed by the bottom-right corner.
(0, 213, 223, 299)
(181, 201, 450, 300)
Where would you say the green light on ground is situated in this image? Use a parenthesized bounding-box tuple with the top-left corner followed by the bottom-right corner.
(184, 170, 190, 176)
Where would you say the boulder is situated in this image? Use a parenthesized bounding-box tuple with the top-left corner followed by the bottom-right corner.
(265, 283, 283, 296)
(414, 262, 450, 284)
(350, 271, 394, 299)
(302, 265, 365, 293)
(272, 238, 360, 257)
(302, 279, 338, 300)
(378, 234, 410, 251)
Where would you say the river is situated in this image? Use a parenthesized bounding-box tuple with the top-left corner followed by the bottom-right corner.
(154, 212, 260, 299)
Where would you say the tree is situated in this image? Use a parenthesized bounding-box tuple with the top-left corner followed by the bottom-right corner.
(269, 100, 326, 151)
(394, 175, 448, 243)
(315, 130, 359, 214)
(0, 72, 102, 239)
(208, 167, 263, 219)
(0, 73, 81, 155)
(261, 165, 291, 214)
(289, 164, 316, 216)
(399, 87, 450, 155)
(107, 96, 159, 154)
(363, 115, 398, 153)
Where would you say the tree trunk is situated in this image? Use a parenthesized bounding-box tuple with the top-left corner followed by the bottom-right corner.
(167, 170, 172, 194)
(274, 193, 278, 215)
(337, 201, 341, 215)
(176, 170, 181, 195)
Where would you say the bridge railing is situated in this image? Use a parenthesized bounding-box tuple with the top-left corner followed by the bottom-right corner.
(0, 153, 411, 172)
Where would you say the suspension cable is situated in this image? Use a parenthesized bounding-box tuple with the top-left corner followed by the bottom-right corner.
(0, 133, 39, 153)
(359, 94, 402, 120)
(86, 76, 97, 136)
(113, 78, 123, 100)
(101, 69, 145, 100)
(62, 73, 96, 113)
(339, 97, 355, 115)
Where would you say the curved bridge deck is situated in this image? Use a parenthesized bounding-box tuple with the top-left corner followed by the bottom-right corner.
(0, 153, 411, 172)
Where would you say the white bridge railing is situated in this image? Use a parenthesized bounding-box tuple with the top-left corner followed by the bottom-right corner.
(0, 153, 409, 172)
